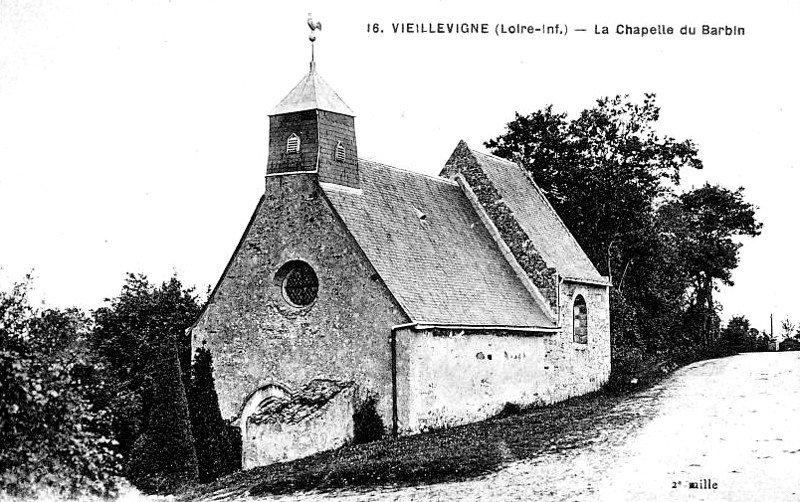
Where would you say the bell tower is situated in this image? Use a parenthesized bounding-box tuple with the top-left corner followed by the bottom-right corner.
(266, 65, 359, 188)
(266, 19, 359, 189)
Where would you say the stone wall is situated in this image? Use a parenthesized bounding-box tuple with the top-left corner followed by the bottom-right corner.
(543, 281, 611, 400)
(443, 142, 558, 310)
(395, 282, 610, 434)
(190, 173, 408, 432)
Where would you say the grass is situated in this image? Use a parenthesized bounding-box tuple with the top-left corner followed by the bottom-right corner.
(178, 387, 655, 500)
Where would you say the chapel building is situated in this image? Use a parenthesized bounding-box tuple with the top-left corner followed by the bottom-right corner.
(189, 59, 611, 468)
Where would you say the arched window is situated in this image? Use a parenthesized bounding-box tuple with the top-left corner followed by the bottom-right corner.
(286, 133, 300, 154)
(274, 260, 318, 307)
(335, 141, 345, 162)
(573, 295, 588, 344)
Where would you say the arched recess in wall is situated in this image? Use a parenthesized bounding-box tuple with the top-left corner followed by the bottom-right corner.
(239, 383, 292, 434)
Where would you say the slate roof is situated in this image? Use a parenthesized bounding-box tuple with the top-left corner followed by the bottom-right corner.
(270, 65, 355, 116)
(469, 150, 605, 283)
(249, 379, 353, 425)
(322, 160, 554, 328)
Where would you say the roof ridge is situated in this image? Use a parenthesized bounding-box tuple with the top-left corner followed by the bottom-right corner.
(358, 157, 458, 185)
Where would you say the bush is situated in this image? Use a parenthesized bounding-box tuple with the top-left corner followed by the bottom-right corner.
(495, 402, 522, 419)
(353, 395, 384, 444)
(606, 344, 644, 394)
(0, 279, 121, 498)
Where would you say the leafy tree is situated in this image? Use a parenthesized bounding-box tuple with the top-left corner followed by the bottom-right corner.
(659, 184, 762, 344)
(486, 95, 703, 378)
(0, 277, 120, 498)
(485, 94, 702, 282)
(486, 94, 761, 383)
(90, 273, 202, 491)
(720, 315, 750, 354)
(780, 318, 796, 340)
(91, 273, 202, 459)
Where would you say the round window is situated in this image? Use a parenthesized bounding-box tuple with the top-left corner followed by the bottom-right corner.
(281, 261, 318, 307)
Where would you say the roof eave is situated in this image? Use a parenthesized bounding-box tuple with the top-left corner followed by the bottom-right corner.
(395, 321, 561, 334)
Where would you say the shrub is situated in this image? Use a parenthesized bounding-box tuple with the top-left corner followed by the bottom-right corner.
(353, 395, 384, 444)
(0, 279, 121, 498)
(496, 402, 522, 419)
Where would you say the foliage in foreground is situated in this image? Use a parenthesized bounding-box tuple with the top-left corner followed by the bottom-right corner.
(0, 278, 121, 498)
(1, 272, 246, 496)
(90, 273, 204, 493)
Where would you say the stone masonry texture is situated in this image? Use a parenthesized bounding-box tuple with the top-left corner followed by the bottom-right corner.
(443, 141, 559, 310)
(190, 173, 408, 433)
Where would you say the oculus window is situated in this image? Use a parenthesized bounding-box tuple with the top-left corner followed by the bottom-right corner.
(275, 261, 318, 307)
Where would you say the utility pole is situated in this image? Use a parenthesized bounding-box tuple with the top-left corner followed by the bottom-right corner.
(770, 313, 775, 351)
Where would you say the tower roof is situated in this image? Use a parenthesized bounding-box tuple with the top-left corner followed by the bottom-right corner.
(270, 65, 354, 116)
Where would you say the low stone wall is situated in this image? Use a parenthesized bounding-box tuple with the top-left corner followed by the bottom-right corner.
(242, 381, 355, 468)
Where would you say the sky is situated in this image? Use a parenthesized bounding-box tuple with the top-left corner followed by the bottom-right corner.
(0, 1, 797, 336)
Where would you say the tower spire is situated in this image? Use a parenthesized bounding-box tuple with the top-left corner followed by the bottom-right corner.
(307, 13, 322, 72)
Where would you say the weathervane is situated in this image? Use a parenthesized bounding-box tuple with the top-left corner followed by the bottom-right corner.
(307, 13, 322, 71)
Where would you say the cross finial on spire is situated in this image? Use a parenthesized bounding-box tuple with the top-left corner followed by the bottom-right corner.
(307, 13, 322, 71)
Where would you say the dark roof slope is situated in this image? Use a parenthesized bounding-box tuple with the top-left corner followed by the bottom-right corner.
(322, 160, 553, 328)
(469, 150, 605, 283)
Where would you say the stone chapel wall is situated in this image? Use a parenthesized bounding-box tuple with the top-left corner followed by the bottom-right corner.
(190, 173, 408, 431)
(394, 283, 609, 434)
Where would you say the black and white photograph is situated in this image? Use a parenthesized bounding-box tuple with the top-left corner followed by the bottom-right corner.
(1, 1, 798, 500)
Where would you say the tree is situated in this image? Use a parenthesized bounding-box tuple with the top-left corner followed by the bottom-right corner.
(187, 345, 240, 483)
(126, 325, 198, 493)
(91, 273, 202, 459)
(720, 315, 751, 354)
(659, 184, 762, 345)
(486, 94, 703, 283)
(486, 95, 704, 379)
(90, 273, 202, 491)
(0, 277, 120, 498)
(780, 318, 796, 340)
(485, 94, 761, 383)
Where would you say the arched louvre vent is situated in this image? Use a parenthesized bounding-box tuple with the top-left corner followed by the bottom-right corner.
(286, 133, 300, 154)
(335, 141, 345, 162)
